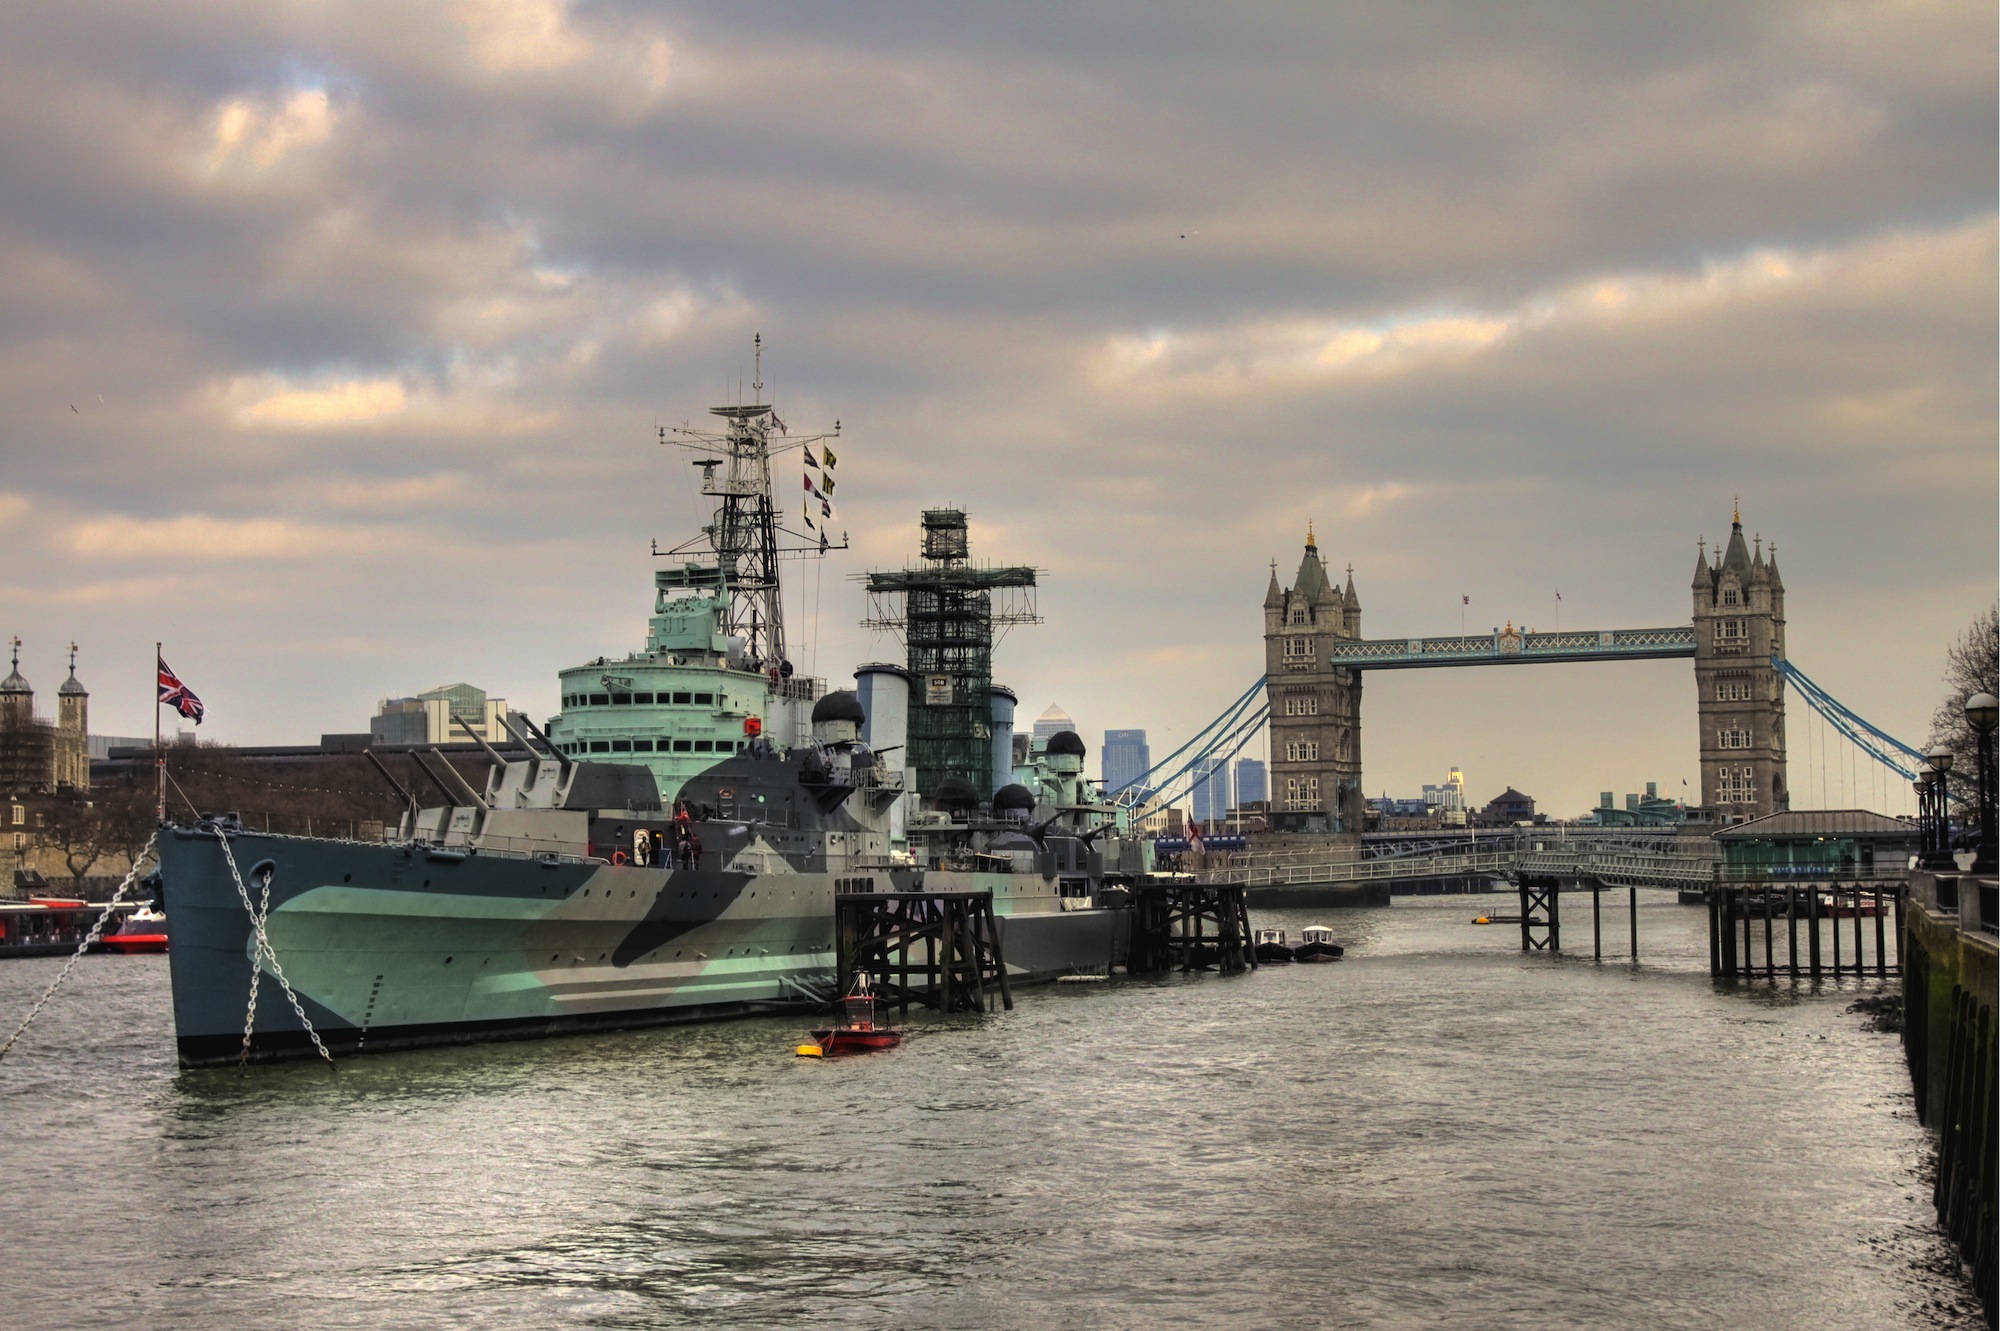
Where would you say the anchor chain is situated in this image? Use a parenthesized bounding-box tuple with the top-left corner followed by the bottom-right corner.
(0, 830, 160, 1065)
(213, 830, 334, 1068)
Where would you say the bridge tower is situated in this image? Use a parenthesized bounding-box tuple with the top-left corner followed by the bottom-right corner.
(1691, 506, 1788, 821)
(1264, 524, 1365, 835)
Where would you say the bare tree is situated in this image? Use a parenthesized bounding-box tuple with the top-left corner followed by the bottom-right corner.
(1926, 604, 1999, 824)
(34, 788, 153, 896)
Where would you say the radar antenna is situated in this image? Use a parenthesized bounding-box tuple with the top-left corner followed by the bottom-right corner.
(655, 337, 845, 672)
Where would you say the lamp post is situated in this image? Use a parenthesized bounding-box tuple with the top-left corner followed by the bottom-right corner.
(1923, 744, 1957, 871)
(1915, 765, 1938, 866)
(1967, 691, 1998, 875)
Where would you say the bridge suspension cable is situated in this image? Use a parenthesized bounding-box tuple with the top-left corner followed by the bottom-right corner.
(1119, 702, 1271, 818)
(1775, 657, 1922, 781)
(1106, 677, 1265, 801)
(1106, 678, 1270, 817)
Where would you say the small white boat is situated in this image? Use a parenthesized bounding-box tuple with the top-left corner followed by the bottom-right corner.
(1294, 925, 1344, 962)
(1253, 928, 1294, 963)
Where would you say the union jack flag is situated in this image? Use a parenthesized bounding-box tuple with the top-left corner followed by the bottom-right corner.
(158, 657, 204, 724)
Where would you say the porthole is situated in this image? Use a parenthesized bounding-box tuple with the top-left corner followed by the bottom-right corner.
(444, 956, 453, 965)
(343, 873, 352, 883)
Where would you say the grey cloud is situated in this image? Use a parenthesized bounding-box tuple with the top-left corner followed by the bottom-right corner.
(0, 2, 1990, 815)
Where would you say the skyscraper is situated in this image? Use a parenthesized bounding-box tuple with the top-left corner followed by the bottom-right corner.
(1191, 756, 1231, 828)
(1032, 703, 1076, 744)
(1233, 757, 1267, 807)
(1102, 728, 1149, 795)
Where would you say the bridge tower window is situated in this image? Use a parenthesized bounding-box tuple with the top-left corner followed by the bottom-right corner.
(1283, 694, 1319, 717)
(1284, 740, 1320, 762)
(1718, 727, 1752, 749)
(1288, 606, 1309, 626)
(1718, 766, 1756, 803)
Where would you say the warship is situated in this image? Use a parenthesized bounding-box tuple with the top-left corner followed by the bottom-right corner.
(159, 360, 1146, 1065)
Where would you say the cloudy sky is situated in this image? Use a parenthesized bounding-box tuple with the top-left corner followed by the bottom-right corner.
(3, 1, 1993, 817)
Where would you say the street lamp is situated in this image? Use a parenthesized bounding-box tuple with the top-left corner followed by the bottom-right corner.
(1923, 745, 1957, 871)
(1915, 765, 1938, 865)
(1966, 691, 1998, 874)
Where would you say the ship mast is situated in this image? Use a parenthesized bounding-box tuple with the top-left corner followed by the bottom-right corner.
(656, 335, 841, 673)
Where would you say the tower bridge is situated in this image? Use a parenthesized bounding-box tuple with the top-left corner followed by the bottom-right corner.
(1258, 508, 1791, 835)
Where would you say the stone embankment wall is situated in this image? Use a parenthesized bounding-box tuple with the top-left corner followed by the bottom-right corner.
(1902, 871, 1996, 1325)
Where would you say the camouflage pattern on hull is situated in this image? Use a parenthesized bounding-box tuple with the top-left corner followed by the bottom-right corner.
(160, 827, 1123, 1066)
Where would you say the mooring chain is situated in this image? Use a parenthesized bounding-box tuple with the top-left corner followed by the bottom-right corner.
(237, 864, 269, 1068)
(0, 830, 161, 1065)
(214, 831, 334, 1069)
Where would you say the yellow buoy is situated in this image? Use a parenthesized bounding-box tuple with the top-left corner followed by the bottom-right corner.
(1472, 916, 1491, 925)
(795, 1044, 824, 1058)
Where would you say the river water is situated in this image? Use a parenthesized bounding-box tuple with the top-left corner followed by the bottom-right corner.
(0, 893, 1983, 1329)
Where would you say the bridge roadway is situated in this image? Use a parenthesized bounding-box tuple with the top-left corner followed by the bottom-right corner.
(1322, 625, 1695, 670)
(1212, 829, 1721, 891)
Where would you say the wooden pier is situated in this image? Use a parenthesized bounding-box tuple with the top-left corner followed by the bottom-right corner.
(834, 891, 1013, 1014)
(1708, 883, 1904, 980)
(1129, 883, 1254, 974)
(1503, 874, 1642, 961)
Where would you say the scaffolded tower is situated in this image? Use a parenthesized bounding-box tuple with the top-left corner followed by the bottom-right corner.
(864, 510, 1039, 801)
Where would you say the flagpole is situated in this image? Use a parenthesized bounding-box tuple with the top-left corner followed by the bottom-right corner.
(154, 641, 164, 822)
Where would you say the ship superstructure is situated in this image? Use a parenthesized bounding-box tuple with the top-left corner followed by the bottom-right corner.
(548, 341, 840, 797)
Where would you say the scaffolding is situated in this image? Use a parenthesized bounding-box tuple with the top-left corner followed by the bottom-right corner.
(863, 510, 1038, 801)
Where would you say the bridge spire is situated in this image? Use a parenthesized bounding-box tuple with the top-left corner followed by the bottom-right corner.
(1305, 520, 1316, 550)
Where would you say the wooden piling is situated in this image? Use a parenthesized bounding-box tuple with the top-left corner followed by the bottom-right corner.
(1786, 887, 1799, 980)
(1129, 883, 1254, 975)
(835, 891, 1012, 1015)
(1808, 886, 1821, 977)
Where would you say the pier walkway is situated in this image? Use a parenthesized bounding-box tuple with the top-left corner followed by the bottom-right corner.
(1212, 830, 1725, 892)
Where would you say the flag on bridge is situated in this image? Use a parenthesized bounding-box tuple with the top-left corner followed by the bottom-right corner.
(158, 657, 204, 724)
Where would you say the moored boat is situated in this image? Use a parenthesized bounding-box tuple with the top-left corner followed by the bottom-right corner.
(1253, 927, 1295, 963)
(800, 971, 901, 1057)
(102, 906, 168, 954)
(1293, 924, 1344, 962)
(158, 364, 1142, 1067)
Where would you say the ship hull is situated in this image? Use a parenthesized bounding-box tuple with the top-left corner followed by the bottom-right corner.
(161, 828, 1124, 1066)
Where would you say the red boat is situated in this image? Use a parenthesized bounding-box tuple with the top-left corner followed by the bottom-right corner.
(797, 972, 902, 1057)
(102, 906, 169, 955)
